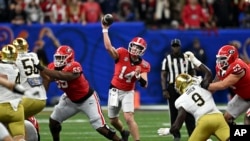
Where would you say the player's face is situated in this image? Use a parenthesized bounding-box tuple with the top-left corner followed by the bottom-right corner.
(216, 56, 228, 69)
(54, 55, 67, 67)
(130, 44, 144, 56)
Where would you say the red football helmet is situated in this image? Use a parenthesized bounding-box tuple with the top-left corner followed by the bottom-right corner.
(128, 37, 147, 56)
(216, 45, 238, 70)
(54, 45, 75, 67)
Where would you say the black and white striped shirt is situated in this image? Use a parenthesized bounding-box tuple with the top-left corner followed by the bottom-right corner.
(161, 54, 195, 84)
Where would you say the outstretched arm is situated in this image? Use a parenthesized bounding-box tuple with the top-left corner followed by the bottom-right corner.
(101, 18, 119, 60)
(208, 72, 244, 92)
(35, 64, 80, 81)
(157, 107, 187, 136)
(41, 67, 80, 81)
(184, 51, 213, 89)
(170, 107, 187, 134)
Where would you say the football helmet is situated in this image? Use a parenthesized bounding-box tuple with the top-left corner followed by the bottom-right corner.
(128, 37, 147, 56)
(1, 44, 18, 63)
(216, 45, 238, 70)
(54, 45, 75, 67)
(12, 37, 29, 53)
(175, 74, 194, 94)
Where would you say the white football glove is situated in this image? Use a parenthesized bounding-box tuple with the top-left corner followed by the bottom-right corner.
(184, 51, 202, 67)
(157, 128, 170, 136)
(184, 51, 194, 60)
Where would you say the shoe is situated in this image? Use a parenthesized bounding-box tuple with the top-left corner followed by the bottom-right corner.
(121, 130, 130, 141)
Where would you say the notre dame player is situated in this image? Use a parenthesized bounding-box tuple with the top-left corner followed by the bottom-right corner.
(157, 52, 230, 141)
(13, 37, 47, 141)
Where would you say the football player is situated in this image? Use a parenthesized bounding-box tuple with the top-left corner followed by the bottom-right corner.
(13, 37, 47, 141)
(102, 20, 151, 141)
(208, 45, 250, 125)
(157, 51, 230, 141)
(12, 37, 47, 117)
(0, 44, 26, 141)
(34, 45, 123, 141)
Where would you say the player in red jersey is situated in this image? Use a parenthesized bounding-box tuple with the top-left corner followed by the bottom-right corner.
(208, 45, 250, 125)
(101, 22, 151, 141)
(34, 45, 123, 141)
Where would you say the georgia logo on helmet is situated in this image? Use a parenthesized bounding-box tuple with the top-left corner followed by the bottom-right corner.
(128, 37, 147, 56)
(216, 45, 239, 70)
(1, 44, 18, 63)
(12, 37, 29, 53)
(54, 45, 75, 68)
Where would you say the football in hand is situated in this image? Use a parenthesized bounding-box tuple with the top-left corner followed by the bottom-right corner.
(102, 14, 114, 26)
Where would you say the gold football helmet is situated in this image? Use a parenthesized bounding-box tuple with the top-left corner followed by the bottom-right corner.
(12, 37, 29, 53)
(175, 74, 194, 94)
(1, 44, 18, 63)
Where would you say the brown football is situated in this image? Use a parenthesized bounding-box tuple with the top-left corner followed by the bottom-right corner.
(102, 14, 114, 26)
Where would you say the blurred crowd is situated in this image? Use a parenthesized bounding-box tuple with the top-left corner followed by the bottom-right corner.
(0, 0, 250, 29)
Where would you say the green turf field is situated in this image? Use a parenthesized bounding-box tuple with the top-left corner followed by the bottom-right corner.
(37, 108, 244, 141)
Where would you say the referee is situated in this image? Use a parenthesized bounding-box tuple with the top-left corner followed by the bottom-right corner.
(161, 38, 196, 141)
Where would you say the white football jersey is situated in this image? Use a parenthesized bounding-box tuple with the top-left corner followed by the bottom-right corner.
(0, 63, 21, 102)
(16, 52, 47, 100)
(175, 84, 221, 122)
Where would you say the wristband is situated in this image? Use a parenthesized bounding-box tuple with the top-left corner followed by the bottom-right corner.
(138, 77, 147, 87)
(135, 73, 141, 79)
(13, 84, 25, 95)
(102, 29, 108, 33)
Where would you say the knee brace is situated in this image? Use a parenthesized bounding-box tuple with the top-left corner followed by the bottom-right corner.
(96, 124, 116, 140)
(49, 118, 61, 134)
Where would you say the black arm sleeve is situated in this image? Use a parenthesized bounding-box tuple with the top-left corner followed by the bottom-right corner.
(138, 77, 147, 87)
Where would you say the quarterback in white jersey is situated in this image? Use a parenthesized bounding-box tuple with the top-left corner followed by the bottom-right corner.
(13, 37, 47, 119)
(157, 52, 230, 141)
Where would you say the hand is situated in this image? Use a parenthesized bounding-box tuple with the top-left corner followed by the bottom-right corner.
(184, 51, 195, 61)
(157, 128, 170, 136)
(135, 66, 141, 79)
(184, 51, 202, 67)
(162, 90, 170, 99)
(101, 17, 110, 29)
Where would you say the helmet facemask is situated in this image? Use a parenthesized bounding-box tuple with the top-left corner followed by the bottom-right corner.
(53, 46, 74, 68)
(54, 54, 69, 68)
(216, 55, 229, 70)
(128, 43, 145, 56)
